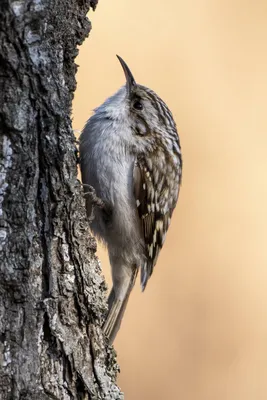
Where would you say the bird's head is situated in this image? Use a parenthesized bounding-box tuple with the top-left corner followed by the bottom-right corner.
(96, 56, 177, 140)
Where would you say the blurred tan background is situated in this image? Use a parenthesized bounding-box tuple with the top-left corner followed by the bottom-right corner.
(73, 1, 267, 399)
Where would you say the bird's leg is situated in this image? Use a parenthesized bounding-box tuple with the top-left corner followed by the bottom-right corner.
(103, 264, 138, 344)
(82, 184, 105, 222)
(82, 184, 105, 208)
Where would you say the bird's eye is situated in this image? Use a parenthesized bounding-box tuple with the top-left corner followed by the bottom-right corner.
(133, 100, 143, 110)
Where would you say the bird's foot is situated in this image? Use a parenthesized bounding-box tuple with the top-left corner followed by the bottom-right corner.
(82, 184, 105, 209)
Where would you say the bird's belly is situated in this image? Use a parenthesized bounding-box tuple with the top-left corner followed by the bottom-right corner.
(90, 157, 144, 265)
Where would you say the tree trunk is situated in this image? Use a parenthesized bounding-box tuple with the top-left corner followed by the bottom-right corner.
(0, 1, 122, 399)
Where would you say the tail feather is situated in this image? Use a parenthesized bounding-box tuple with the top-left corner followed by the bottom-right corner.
(103, 267, 138, 344)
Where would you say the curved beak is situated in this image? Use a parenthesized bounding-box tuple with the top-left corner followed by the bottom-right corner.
(116, 55, 136, 93)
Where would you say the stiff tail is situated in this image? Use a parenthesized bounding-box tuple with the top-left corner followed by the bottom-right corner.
(103, 267, 138, 344)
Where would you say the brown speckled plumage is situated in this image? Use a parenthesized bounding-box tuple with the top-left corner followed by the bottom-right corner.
(80, 56, 182, 343)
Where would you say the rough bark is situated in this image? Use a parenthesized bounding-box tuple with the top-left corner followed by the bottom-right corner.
(0, 1, 122, 399)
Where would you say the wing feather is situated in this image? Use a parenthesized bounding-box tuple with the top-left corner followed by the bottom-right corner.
(133, 156, 180, 290)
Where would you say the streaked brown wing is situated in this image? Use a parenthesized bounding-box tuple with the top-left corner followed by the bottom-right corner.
(133, 158, 173, 290)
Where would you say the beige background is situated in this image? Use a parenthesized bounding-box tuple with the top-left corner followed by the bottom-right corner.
(73, 1, 267, 399)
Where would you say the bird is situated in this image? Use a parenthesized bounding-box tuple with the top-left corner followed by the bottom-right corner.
(79, 55, 182, 343)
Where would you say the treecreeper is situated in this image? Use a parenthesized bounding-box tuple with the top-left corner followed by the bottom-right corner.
(79, 55, 182, 343)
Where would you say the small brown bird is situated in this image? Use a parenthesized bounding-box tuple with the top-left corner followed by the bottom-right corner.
(80, 56, 182, 343)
